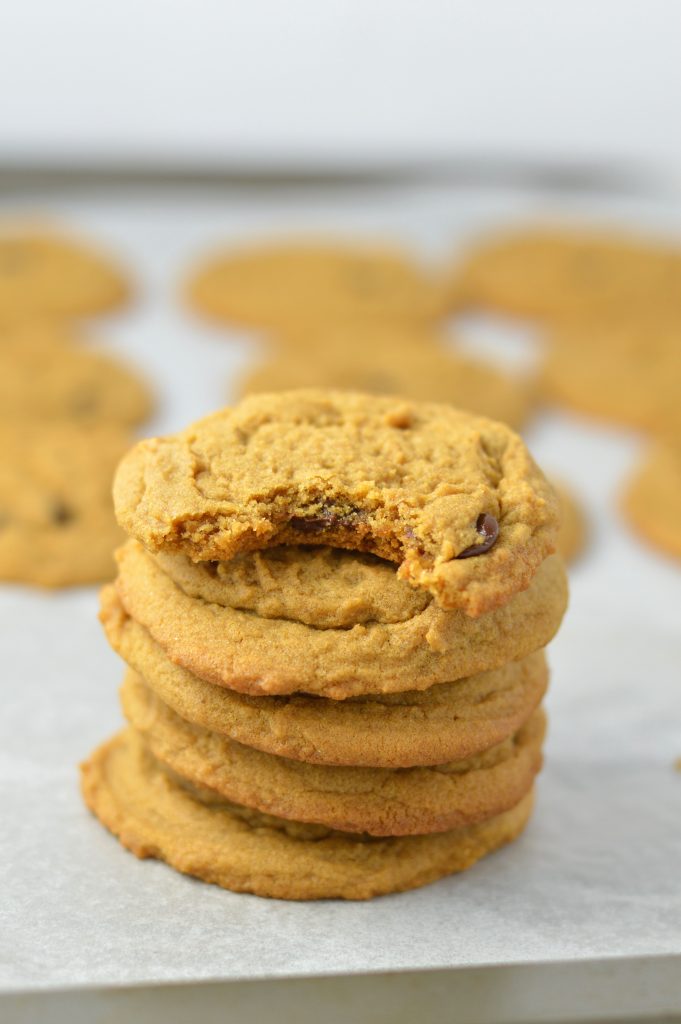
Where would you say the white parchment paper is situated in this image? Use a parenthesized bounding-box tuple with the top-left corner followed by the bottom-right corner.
(1, 186, 679, 993)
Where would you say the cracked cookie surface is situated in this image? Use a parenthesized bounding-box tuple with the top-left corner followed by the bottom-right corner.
(114, 390, 559, 616)
(81, 727, 536, 900)
(102, 585, 548, 766)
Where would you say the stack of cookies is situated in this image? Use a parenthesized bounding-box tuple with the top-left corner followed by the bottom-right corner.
(82, 390, 568, 900)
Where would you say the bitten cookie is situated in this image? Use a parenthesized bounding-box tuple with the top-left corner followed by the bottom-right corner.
(449, 226, 681, 319)
(0, 323, 152, 425)
(81, 728, 536, 900)
(186, 239, 446, 330)
(239, 325, 535, 430)
(114, 390, 560, 616)
(0, 227, 129, 322)
(621, 440, 681, 560)
(0, 421, 131, 586)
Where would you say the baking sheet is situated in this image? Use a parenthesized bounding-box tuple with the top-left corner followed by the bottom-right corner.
(1, 184, 680, 993)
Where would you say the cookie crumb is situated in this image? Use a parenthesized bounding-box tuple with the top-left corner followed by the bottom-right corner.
(385, 403, 414, 429)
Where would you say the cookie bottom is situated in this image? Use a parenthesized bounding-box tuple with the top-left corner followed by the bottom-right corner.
(81, 728, 535, 901)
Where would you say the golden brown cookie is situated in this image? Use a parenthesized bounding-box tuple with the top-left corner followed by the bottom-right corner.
(0, 227, 129, 322)
(620, 440, 681, 559)
(81, 727, 536, 900)
(553, 480, 587, 564)
(239, 326, 535, 430)
(154, 544, 429, 627)
(0, 323, 152, 425)
(102, 586, 548, 766)
(121, 670, 544, 836)
(450, 226, 681, 319)
(0, 421, 131, 586)
(186, 240, 446, 330)
(541, 316, 681, 434)
(113, 540, 567, 699)
(114, 390, 559, 616)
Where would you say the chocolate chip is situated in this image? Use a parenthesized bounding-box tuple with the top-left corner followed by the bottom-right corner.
(456, 513, 499, 559)
(50, 500, 75, 525)
(289, 515, 336, 534)
(289, 506, 366, 534)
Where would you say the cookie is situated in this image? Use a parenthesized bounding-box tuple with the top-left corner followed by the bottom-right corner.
(186, 240, 446, 330)
(239, 326, 535, 429)
(620, 440, 681, 559)
(542, 317, 681, 434)
(114, 390, 559, 616)
(0, 421, 130, 586)
(81, 727, 536, 900)
(113, 540, 567, 699)
(451, 226, 681, 319)
(553, 481, 587, 564)
(0, 323, 152, 425)
(102, 585, 548, 767)
(121, 669, 544, 836)
(0, 227, 129, 323)
(155, 543, 429, 628)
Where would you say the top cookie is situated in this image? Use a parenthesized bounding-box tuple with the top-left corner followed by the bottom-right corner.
(0, 228, 129, 323)
(114, 390, 559, 616)
(451, 226, 681, 319)
(186, 239, 446, 330)
(0, 323, 152, 426)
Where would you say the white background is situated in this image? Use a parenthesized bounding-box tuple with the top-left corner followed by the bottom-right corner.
(0, 1, 680, 174)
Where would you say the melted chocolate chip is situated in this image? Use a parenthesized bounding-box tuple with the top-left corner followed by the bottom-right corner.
(50, 500, 76, 525)
(289, 506, 366, 534)
(456, 513, 499, 559)
(289, 514, 337, 534)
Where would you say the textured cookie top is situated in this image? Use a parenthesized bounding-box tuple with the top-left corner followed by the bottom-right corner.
(239, 325, 534, 430)
(452, 226, 681, 318)
(0, 324, 152, 425)
(186, 239, 446, 329)
(0, 228, 129, 322)
(114, 390, 558, 615)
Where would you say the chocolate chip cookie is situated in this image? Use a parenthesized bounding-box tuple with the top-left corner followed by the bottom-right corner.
(114, 390, 560, 616)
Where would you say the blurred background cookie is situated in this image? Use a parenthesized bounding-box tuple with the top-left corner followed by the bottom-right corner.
(186, 239, 447, 330)
(621, 439, 681, 560)
(0, 421, 132, 586)
(541, 314, 681, 434)
(0, 226, 130, 323)
(238, 325, 535, 429)
(0, 323, 153, 426)
(448, 226, 681, 320)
